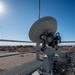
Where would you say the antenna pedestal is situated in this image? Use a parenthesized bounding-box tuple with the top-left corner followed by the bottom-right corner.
(42, 48, 55, 73)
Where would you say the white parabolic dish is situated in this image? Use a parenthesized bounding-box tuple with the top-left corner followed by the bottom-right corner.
(29, 16, 57, 43)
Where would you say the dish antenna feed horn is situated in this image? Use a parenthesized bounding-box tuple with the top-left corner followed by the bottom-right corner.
(29, 16, 61, 51)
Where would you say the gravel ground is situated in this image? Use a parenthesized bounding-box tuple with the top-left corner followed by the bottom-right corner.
(0, 53, 36, 71)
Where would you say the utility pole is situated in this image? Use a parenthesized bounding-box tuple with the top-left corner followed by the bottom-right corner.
(38, 0, 40, 19)
(36, 0, 40, 60)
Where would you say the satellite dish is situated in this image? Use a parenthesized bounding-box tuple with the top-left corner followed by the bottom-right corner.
(29, 16, 57, 43)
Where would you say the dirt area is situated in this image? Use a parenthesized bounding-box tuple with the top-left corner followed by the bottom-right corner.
(0, 53, 36, 71)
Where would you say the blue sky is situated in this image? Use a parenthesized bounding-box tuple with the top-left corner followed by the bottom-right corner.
(0, 0, 75, 45)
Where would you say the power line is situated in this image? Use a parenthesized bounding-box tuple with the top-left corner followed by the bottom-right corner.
(61, 41, 75, 43)
(0, 39, 33, 43)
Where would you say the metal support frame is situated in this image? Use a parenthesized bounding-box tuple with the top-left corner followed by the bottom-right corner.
(36, 43, 40, 60)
